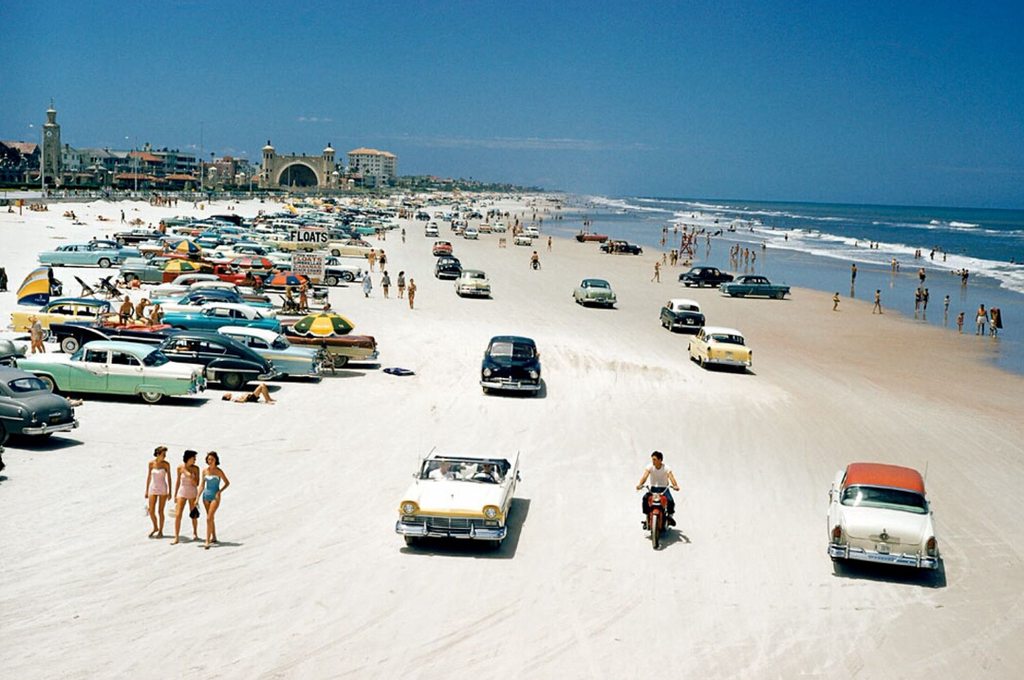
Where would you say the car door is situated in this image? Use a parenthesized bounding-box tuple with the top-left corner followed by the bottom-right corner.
(68, 347, 109, 391)
(107, 349, 144, 394)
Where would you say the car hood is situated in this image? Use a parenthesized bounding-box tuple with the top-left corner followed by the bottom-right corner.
(402, 480, 504, 515)
(839, 505, 932, 545)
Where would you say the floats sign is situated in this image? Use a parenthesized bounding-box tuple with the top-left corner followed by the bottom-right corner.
(289, 226, 329, 245)
(292, 252, 325, 282)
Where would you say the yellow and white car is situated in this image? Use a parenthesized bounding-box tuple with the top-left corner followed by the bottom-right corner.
(326, 238, 373, 259)
(11, 298, 114, 332)
(687, 326, 752, 370)
(396, 451, 520, 548)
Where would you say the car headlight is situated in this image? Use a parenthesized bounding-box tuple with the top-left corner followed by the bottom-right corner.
(483, 367, 492, 377)
(400, 501, 418, 515)
(483, 506, 499, 519)
(528, 370, 538, 379)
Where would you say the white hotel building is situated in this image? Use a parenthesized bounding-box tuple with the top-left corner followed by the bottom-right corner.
(347, 147, 397, 187)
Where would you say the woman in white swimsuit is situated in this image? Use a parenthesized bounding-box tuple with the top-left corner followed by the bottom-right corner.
(145, 446, 172, 538)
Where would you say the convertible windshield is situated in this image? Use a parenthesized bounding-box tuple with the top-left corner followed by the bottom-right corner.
(419, 458, 508, 483)
(7, 377, 48, 393)
(489, 342, 535, 359)
(841, 485, 928, 514)
(710, 334, 745, 345)
(142, 350, 170, 367)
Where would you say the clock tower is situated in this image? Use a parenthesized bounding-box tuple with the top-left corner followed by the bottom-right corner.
(41, 102, 62, 187)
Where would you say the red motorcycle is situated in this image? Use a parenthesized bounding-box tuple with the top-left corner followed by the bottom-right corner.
(641, 486, 673, 550)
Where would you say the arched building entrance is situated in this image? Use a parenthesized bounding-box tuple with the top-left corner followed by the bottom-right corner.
(258, 141, 338, 190)
(276, 163, 319, 187)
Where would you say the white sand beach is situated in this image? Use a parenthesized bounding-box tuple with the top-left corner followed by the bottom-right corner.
(2, 196, 1023, 679)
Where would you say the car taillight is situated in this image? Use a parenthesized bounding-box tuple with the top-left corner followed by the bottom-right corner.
(831, 525, 843, 543)
(926, 537, 937, 556)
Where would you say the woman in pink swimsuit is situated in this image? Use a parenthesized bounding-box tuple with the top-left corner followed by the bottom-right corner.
(170, 450, 201, 544)
(145, 446, 172, 538)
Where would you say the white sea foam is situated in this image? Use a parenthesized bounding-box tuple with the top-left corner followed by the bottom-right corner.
(585, 196, 671, 214)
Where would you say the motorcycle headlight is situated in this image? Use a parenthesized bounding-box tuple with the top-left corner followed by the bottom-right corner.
(400, 501, 418, 515)
(483, 367, 492, 377)
(483, 506, 499, 519)
(528, 370, 538, 380)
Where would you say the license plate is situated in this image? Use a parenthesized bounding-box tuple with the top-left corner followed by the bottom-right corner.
(876, 543, 890, 554)
(686, 319, 694, 324)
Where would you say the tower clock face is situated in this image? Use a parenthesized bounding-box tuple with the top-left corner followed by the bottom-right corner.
(45, 130, 52, 138)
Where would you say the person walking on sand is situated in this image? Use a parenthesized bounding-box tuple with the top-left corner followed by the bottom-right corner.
(872, 289, 883, 314)
(547, 236, 552, 252)
(990, 307, 1001, 337)
(362, 272, 373, 298)
(146, 446, 172, 538)
(976, 304, 987, 335)
(199, 451, 230, 549)
(922, 288, 929, 312)
(397, 271, 406, 298)
(367, 249, 377, 272)
(298, 282, 309, 313)
(850, 263, 857, 285)
(407, 278, 417, 309)
(918, 267, 926, 285)
(401, 227, 406, 243)
(956, 311, 965, 333)
(171, 450, 201, 544)
(379, 251, 387, 270)
(381, 270, 391, 299)
(944, 295, 950, 321)
(832, 292, 840, 311)
(652, 261, 661, 283)
(29, 316, 46, 354)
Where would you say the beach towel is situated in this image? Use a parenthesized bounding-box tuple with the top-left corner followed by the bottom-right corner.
(383, 367, 415, 376)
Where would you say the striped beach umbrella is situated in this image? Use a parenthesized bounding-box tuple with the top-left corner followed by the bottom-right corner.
(162, 259, 203, 274)
(173, 239, 203, 255)
(291, 312, 354, 337)
(264, 271, 309, 288)
(230, 256, 275, 271)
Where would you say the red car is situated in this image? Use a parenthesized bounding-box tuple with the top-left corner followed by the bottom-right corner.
(432, 241, 453, 257)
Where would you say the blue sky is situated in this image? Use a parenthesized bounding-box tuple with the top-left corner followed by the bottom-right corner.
(2, 1, 1022, 207)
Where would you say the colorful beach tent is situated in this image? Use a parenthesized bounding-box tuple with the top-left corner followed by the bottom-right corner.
(16, 266, 57, 305)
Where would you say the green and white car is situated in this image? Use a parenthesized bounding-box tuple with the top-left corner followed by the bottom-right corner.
(16, 341, 206, 404)
(573, 278, 617, 307)
(455, 270, 491, 298)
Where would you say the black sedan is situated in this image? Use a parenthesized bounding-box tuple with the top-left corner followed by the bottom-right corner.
(480, 335, 541, 395)
(679, 266, 734, 288)
(600, 240, 644, 255)
(156, 331, 276, 389)
(434, 256, 463, 280)
(0, 366, 79, 444)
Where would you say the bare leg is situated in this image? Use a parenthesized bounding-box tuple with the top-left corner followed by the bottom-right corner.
(172, 497, 185, 543)
(157, 495, 168, 537)
(208, 498, 221, 544)
(190, 499, 199, 539)
(203, 499, 213, 548)
(147, 495, 159, 537)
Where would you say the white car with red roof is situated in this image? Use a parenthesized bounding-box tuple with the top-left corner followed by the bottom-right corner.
(827, 462, 939, 570)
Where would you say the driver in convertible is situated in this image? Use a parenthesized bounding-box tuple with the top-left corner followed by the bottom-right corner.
(472, 463, 501, 484)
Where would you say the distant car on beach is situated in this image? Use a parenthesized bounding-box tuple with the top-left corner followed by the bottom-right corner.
(434, 256, 462, 280)
(679, 266, 734, 288)
(827, 462, 939, 570)
(432, 241, 453, 257)
(480, 335, 541, 395)
(600, 240, 643, 255)
(659, 298, 704, 332)
(720, 275, 790, 299)
(455, 270, 491, 298)
(573, 278, 617, 307)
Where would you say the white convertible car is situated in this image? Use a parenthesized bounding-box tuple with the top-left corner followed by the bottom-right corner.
(827, 462, 939, 570)
(396, 451, 520, 547)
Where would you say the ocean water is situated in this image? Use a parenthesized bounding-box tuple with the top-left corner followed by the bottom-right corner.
(549, 196, 1024, 375)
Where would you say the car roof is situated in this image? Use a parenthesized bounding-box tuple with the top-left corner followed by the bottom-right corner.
(81, 340, 153, 355)
(702, 326, 744, 337)
(844, 463, 925, 494)
(219, 326, 279, 342)
(489, 335, 536, 345)
(669, 298, 701, 308)
(47, 297, 110, 306)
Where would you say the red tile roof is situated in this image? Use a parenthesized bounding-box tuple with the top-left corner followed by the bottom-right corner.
(843, 463, 925, 494)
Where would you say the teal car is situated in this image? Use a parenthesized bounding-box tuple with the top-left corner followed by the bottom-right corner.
(15, 340, 206, 404)
(38, 242, 138, 268)
(720, 275, 791, 299)
(162, 303, 282, 333)
(218, 326, 321, 378)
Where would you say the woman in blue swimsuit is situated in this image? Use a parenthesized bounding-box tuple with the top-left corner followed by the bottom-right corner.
(200, 451, 230, 550)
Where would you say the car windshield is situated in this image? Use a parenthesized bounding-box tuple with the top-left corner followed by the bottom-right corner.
(583, 279, 609, 288)
(419, 458, 508, 483)
(7, 377, 48, 393)
(467, 272, 485, 279)
(142, 350, 170, 367)
(489, 341, 535, 359)
(710, 334, 745, 345)
(841, 485, 928, 514)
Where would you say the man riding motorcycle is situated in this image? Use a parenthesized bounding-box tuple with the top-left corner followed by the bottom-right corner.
(636, 450, 680, 526)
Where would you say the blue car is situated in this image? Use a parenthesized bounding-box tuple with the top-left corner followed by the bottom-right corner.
(153, 288, 275, 310)
(38, 242, 139, 268)
(162, 303, 281, 333)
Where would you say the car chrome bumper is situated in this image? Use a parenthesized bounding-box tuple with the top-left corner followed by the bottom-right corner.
(480, 379, 540, 392)
(395, 520, 507, 541)
(828, 543, 938, 569)
(21, 418, 79, 436)
(708, 357, 751, 367)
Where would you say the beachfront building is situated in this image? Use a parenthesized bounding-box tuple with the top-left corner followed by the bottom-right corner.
(347, 147, 397, 187)
(0, 141, 40, 186)
(41, 104, 62, 187)
(258, 141, 341, 190)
